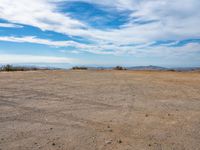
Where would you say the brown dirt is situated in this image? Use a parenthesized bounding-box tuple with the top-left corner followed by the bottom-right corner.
(0, 70, 200, 150)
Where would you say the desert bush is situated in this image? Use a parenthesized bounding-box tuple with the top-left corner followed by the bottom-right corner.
(72, 66, 88, 70)
(168, 69, 176, 72)
(113, 66, 127, 70)
(0, 64, 47, 72)
(1, 64, 16, 71)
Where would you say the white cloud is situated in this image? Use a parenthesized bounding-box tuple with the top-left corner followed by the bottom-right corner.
(129, 43, 200, 57)
(0, 23, 23, 28)
(0, 54, 77, 64)
(0, 36, 84, 48)
(0, 36, 119, 54)
(1, 35, 199, 58)
(0, 0, 86, 35)
(0, 0, 200, 56)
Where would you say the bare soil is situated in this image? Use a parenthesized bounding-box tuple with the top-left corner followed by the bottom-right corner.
(0, 70, 200, 150)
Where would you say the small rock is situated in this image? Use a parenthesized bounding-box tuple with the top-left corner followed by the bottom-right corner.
(50, 128, 53, 130)
(52, 143, 55, 146)
(117, 139, 122, 143)
(109, 129, 113, 132)
(148, 144, 152, 147)
(168, 113, 171, 116)
(105, 140, 112, 144)
(145, 114, 149, 117)
(107, 125, 110, 128)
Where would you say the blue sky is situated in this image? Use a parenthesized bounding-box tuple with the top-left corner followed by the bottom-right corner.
(0, 0, 200, 68)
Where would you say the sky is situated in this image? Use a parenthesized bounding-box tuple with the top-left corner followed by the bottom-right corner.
(0, 0, 200, 68)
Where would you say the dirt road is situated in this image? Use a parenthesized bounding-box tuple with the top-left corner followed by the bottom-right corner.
(0, 70, 200, 150)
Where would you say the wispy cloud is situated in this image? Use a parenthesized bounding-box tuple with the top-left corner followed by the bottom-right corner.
(0, 36, 119, 54)
(0, 54, 77, 64)
(0, 36, 85, 48)
(0, 23, 23, 28)
(1, 35, 199, 57)
(0, 0, 86, 35)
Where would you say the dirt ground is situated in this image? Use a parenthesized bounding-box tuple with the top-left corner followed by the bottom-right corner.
(0, 70, 200, 150)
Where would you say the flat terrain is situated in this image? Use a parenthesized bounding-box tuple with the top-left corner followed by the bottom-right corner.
(0, 70, 200, 150)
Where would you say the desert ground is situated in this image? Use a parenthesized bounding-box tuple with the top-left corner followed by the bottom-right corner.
(0, 70, 200, 150)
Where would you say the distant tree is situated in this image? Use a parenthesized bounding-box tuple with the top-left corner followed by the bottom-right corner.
(72, 66, 88, 70)
(3, 64, 13, 71)
(113, 66, 127, 70)
(0, 64, 48, 72)
(168, 69, 176, 72)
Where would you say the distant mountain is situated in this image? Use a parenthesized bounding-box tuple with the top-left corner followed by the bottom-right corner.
(1, 64, 199, 72)
(127, 65, 167, 70)
(87, 66, 200, 71)
(172, 67, 200, 71)
(86, 65, 166, 70)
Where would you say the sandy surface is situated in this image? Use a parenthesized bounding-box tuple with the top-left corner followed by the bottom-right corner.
(0, 70, 200, 150)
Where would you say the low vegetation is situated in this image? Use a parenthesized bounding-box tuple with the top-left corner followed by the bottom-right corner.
(72, 66, 88, 70)
(0, 64, 48, 72)
(113, 66, 127, 70)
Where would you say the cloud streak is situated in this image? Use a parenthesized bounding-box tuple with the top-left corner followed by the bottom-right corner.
(0, 23, 23, 28)
(0, 54, 77, 64)
(1, 35, 199, 57)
